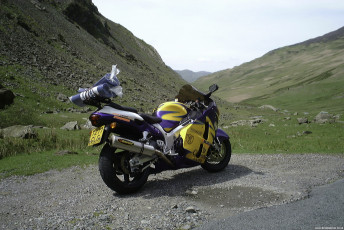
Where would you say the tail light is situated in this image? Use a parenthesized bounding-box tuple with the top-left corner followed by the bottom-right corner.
(89, 114, 101, 126)
(110, 122, 117, 129)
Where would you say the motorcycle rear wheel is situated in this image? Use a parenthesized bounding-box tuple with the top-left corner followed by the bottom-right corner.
(201, 139, 231, 172)
(99, 144, 150, 194)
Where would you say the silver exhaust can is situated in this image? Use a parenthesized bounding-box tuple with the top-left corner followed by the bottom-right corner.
(108, 134, 156, 156)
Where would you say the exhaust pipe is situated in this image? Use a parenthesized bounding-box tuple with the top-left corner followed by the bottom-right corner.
(109, 134, 174, 167)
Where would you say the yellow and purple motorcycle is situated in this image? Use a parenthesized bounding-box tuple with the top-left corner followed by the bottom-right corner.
(70, 66, 231, 194)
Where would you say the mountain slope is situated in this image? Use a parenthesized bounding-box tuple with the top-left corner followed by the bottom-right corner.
(0, 0, 185, 127)
(194, 26, 344, 112)
(175, 69, 211, 82)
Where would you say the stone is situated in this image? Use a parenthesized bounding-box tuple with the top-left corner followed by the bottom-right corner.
(302, 131, 312, 135)
(60, 121, 81, 130)
(314, 111, 334, 124)
(297, 117, 309, 125)
(0, 88, 15, 109)
(185, 206, 197, 213)
(180, 224, 192, 230)
(0, 125, 37, 139)
(57, 93, 69, 102)
(83, 120, 94, 129)
(259, 105, 278, 112)
(186, 189, 198, 195)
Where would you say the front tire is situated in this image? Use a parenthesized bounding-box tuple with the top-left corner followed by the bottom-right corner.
(99, 144, 150, 194)
(201, 139, 231, 172)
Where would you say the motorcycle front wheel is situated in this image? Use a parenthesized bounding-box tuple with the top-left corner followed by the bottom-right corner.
(98, 144, 150, 194)
(201, 139, 231, 172)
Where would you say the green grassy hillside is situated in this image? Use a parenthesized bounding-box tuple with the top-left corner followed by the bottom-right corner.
(0, 0, 185, 128)
(194, 27, 344, 113)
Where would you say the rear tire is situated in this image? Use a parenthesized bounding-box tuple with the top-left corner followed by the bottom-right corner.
(201, 139, 231, 172)
(99, 144, 150, 194)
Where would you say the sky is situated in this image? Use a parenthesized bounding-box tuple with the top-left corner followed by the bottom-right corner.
(92, 0, 344, 72)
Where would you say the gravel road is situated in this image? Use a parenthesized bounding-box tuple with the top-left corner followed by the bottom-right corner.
(1, 154, 343, 230)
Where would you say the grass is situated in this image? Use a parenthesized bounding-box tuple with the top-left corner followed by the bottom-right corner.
(0, 129, 92, 158)
(0, 149, 99, 180)
(244, 80, 344, 114)
(0, 127, 102, 179)
(193, 33, 344, 115)
(1, 103, 343, 180)
(216, 103, 344, 154)
(227, 122, 344, 154)
(0, 64, 76, 128)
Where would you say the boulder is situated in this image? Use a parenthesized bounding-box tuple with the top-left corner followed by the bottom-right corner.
(0, 88, 15, 109)
(83, 120, 94, 129)
(314, 111, 334, 124)
(297, 117, 309, 125)
(0, 125, 37, 139)
(259, 105, 278, 112)
(60, 121, 81, 131)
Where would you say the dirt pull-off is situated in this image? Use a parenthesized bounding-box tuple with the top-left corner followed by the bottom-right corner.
(0, 154, 343, 229)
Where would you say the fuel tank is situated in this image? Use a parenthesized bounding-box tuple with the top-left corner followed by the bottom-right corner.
(156, 101, 189, 132)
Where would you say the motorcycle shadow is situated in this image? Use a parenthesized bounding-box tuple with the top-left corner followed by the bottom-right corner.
(116, 164, 253, 198)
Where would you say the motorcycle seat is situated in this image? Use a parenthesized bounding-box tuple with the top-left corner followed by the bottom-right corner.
(139, 113, 162, 124)
(108, 102, 138, 113)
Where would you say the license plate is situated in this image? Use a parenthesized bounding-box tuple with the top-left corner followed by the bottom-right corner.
(88, 125, 105, 146)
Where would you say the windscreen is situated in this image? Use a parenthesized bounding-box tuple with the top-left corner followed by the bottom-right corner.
(175, 84, 207, 103)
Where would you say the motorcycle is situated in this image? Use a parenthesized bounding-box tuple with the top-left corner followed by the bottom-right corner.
(70, 65, 231, 194)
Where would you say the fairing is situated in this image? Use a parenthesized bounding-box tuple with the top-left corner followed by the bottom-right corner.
(156, 102, 188, 132)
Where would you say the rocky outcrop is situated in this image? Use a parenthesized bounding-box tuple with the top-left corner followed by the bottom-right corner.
(0, 84, 15, 109)
(0, 125, 37, 139)
(313, 111, 335, 124)
(60, 121, 81, 131)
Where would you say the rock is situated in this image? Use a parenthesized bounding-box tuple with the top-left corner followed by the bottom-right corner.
(0, 88, 15, 109)
(334, 114, 341, 121)
(180, 224, 192, 230)
(297, 117, 309, 125)
(186, 189, 198, 195)
(140, 220, 150, 225)
(0, 125, 37, 139)
(259, 105, 278, 112)
(185, 206, 197, 213)
(250, 119, 263, 127)
(54, 150, 78, 156)
(80, 107, 92, 113)
(57, 93, 69, 102)
(303, 131, 312, 135)
(314, 111, 334, 124)
(83, 120, 94, 130)
(230, 120, 249, 127)
(60, 121, 81, 130)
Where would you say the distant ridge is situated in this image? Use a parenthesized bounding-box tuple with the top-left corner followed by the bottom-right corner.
(175, 69, 212, 82)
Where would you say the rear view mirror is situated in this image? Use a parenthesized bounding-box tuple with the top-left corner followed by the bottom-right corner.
(209, 84, 219, 93)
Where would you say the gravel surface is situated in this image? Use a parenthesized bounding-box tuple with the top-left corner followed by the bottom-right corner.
(1, 154, 343, 230)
